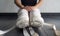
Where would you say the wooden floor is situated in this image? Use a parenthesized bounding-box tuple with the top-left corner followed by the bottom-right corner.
(0, 14, 60, 36)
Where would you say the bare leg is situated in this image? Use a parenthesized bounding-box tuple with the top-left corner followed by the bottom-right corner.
(16, 9, 30, 36)
(29, 8, 44, 36)
(30, 8, 44, 27)
(16, 9, 29, 28)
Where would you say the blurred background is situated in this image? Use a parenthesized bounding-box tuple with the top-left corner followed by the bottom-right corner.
(0, 0, 60, 36)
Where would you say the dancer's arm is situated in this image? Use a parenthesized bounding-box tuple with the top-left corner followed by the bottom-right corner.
(31, 0, 43, 9)
(36, 0, 43, 7)
(15, 0, 32, 11)
(14, 0, 24, 9)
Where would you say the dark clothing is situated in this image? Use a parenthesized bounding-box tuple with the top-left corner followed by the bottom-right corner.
(21, 0, 37, 6)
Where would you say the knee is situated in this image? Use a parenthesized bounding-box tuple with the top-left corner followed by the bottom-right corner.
(31, 8, 41, 17)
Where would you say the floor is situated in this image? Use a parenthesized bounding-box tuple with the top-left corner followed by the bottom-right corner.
(0, 13, 60, 36)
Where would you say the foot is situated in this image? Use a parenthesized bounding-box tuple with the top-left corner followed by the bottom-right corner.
(29, 27, 39, 36)
(23, 28, 30, 36)
(32, 32, 39, 36)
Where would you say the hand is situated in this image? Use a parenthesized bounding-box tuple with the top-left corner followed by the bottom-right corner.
(23, 6, 32, 12)
(30, 6, 37, 10)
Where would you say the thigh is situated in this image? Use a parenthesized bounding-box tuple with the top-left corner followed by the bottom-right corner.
(30, 8, 41, 17)
(16, 9, 29, 28)
(30, 8, 42, 23)
(30, 8, 44, 27)
(17, 9, 29, 21)
(18, 9, 28, 17)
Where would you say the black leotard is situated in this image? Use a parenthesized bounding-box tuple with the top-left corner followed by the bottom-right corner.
(21, 0, 37, 6)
